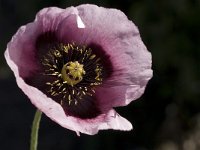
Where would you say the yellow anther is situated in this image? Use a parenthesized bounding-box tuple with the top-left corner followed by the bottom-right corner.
(53, 50, 62, 57)
(61, 61, 85, 86)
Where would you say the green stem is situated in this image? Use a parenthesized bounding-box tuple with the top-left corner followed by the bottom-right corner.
(30, 109, 42, 150)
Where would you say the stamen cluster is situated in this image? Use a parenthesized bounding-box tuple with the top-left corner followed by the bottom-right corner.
(41, 43, 103, 105)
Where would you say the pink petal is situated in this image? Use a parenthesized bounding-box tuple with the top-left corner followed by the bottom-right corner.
(37, 6, 152, 111)
(78, 4, 152, 107)
(5, 49, 132, 135)
(70, 109, 132, 135)
(5, 4, 152, 135)
(7, 23, 40, 79)
(7, 7, 83, 79)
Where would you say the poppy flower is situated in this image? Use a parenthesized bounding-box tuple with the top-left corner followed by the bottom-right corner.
(5, 4, 152, 135)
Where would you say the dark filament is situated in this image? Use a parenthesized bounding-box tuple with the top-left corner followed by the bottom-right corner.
(41, 43, 103, 106)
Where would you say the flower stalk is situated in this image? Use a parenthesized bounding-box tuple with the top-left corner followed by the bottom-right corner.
(30, 109, 42, 150)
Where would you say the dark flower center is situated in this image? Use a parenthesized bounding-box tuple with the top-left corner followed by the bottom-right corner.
(41, 43, 103, 106)
(23, 32, 113, 119)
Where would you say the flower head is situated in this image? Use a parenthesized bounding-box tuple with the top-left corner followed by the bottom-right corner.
(5, 4, 152, 135)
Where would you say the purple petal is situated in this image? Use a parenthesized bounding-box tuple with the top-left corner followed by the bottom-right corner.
(58, 4, 152, 107)
(5, 50, 132, 134)
(7, 7, 82, 79)
(5, 4, 152, 135)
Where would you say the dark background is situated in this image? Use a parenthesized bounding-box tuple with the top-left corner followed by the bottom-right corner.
(0, 0, 200, 150)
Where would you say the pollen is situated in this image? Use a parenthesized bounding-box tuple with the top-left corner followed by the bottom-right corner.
(41, 43, 104, 105)
(61, 61, 86, 86)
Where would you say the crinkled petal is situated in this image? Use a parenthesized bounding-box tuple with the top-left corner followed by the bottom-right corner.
(7, 7, 82, 79)
(35, 7, 81, 32)
(5, 49, 132, 135)
(58, 4, 152, 107)
(5, 4, 152, 135)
